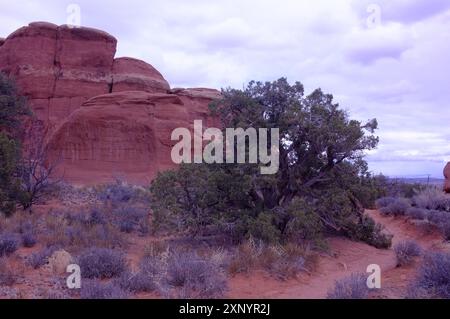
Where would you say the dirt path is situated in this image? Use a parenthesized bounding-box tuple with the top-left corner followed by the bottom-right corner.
(228, 210, 449, 299)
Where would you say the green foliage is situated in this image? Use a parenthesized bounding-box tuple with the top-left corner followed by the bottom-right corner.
(0, 72, 30, 133)
(282, 198, 324, 245)
(150, 78, 388, 247)
(247, 212, 281, 244)
(0, 73, 32, 216)
(346, 215, 392, 249)
(0, 133, 21, 216)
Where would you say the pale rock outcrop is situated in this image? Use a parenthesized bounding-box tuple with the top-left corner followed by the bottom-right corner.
(47, 250, 74, 274)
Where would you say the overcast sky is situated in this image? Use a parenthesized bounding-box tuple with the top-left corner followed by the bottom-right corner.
(1, 0, 449, 178)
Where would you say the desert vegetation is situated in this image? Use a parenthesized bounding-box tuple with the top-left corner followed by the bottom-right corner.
(376, 186, 450, 240)
(1, 74, 449, 299)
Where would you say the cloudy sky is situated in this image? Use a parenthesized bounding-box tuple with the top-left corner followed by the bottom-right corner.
(1, 0, 449, 178)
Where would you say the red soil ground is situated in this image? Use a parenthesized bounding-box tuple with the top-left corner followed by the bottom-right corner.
(2, 207, 449, 299)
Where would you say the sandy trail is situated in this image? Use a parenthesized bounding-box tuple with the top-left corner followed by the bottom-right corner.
(228, 210, 448, 299)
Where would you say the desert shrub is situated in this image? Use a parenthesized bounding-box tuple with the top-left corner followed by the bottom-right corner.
(375, 197, 397, 209)
(406, 207, 429, 220)
(0, 233, 19, 257)
(78, 248, 127, 279)
(113, 205, 148, 234)
(227, 239, 261, 274)
(327, 273, 369, 299)
(80, 280, 129, 299)
(282, 198, 324, 247)
(42, 210, 125, 250)
(394, 240, 421, 266)
(228, 239, 313, 279)
(87, 207, 107, 226)
(0, 258, 17, 286)
(440, 222, 450, 241)
(412, 187, 449, 211)
(116, 270, 157, 293)
(427, 210, 450, 226)
(379, 198, 410, 216)
(412, 252, 450, 299)
(140, 255, 164, 276)
(116, 255, 162, 293)
(143, 241, 169, 258)
(259, 245, 305, 280)
(247, 212, 281, 244)
(165, 250, 227, 298)
(94, 180, 149, 205)
(384, 181, 426, 198)
(0, 73, 31, 217)
(347, 215, 392, 249)
(0, 134, 22, 217)
(21, 232, 37, 248)
(27, 245, 59, 269)
(151, 78, 383, 248)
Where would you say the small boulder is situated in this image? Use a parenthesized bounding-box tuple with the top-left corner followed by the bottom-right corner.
(48, 250, 73, 274)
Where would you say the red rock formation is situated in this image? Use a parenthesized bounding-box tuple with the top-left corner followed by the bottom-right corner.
(0, 22, 219, 184)
(112, 57, 170, 94)
(47, 91, 218, 185)
(0, 22, 171, 128)
(444, 162, 450, 193)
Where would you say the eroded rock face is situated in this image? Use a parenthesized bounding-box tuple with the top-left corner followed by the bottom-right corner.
(444, 162, 450, 193)
(48, 91, 219, 185)
(112, 57, 170, 94)
(0, 22, 219, 184)
(0, 22, 171, 127)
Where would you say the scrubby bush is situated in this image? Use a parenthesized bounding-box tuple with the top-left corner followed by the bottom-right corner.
(347, 216, 392, 249)
(228, 239, 314, 279)
(406, 207, 429, 220)
(0, 258, 17, 286)
(375, 197, 396, 209)
(0, 233, 19, 257)
(440, 222, 450, 241)
(143, 241, 169, 258)
(116, 271, 157, 293)
(87, 208, 107, 226)
(116, 255, 162, 293)
(227, 239, 260, 274)
(42, 210, 125, 250)
(411, 252, 450, 299)
(394, 240, 421, 266)
(165, 250, 227, 298)
(95, 180, 149, 205)
(412, 187, 449, 211)
(112, 205, 148, 234)
(27, 245, 59, 269)
(259, 245, 306, 280)
(327, 273, 369, 299)
(80, 280, 129, 299)
(427, 211, 450, 227)
(379, 198, 410, 216)
(78, 248, 127, 279)
(0, 73, 31, 217)
(21, 232, 37, 248)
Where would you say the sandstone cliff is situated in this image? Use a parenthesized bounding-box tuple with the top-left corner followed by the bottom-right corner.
(0, 22, 220, 184)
